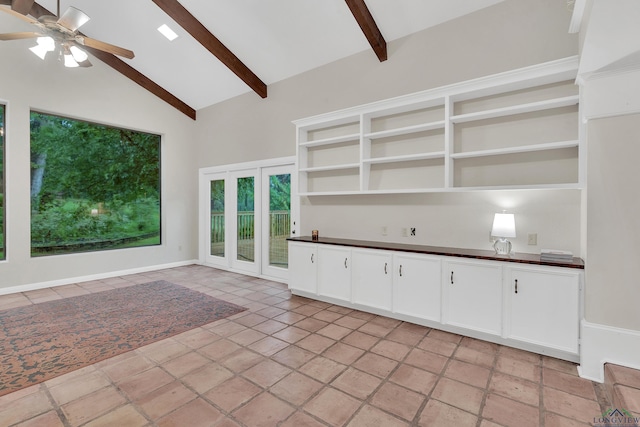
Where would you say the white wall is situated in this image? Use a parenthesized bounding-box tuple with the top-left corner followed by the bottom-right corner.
(585, 112, 640, 329)
(0, 37, 198, 290)
(580, 69, 640, 331)
(577, 72, 640, 381)
(195, 0, 580, 254)
(302, 190, 581, 254)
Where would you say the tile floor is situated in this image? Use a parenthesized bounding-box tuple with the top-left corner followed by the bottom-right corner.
(0, 265, 612, 426)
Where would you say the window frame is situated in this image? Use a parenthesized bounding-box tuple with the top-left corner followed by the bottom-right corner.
(29, 110, 162, 257)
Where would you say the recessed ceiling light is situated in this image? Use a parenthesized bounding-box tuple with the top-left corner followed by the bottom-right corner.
(158, 24, 178, 41)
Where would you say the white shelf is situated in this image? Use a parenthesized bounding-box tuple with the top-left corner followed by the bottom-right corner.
(299, 190, 362, 196)
(364, 152, 445, 165)
(298, 182, 583, 197)
(300, 133, 360, 148)
(450, 140, 579, 159)
(452, 183, 583, 191)
(364, 121, 445, 140)
(295, 57, 581, 196)
(450, 95, 579, 124)
(299, 163, 360, 173)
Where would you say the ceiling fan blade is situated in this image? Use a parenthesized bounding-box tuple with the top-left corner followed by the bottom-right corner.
(0, 5, 38, 24)
(78, 36, 134, 59)
(0, 31, 42, 40)
(57, 6, 90, 32)
(11, 0, 35, 15)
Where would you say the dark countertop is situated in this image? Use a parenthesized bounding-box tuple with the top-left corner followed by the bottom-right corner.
(287, 236, 584, 269)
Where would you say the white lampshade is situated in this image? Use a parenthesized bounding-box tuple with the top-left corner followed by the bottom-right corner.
(491, 213, 516, 238)
(37, 36, 55, 51)
(64, 53, 79, 68)
(29, 37, 56, 60)
(69, 45, 88, 62)
(29, 44, 49, 60)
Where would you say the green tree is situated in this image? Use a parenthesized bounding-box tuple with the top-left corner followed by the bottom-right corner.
(269, 174, 290, 211)
(236, 177, 254, 212)
(29, 112, 161, 255)
(30, 113, 160, 210)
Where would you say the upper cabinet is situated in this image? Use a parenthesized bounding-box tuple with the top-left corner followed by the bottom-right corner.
(294, 56, 581, 196)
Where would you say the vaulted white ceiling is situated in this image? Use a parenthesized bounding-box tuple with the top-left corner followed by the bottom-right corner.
(1, 0, 505, 115)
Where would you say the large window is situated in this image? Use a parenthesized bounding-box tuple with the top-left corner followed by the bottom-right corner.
(30, 112, 161, 256)
(0, 105, 4, 260)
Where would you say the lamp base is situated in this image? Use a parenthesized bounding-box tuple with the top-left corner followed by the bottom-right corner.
(493, 238, 512, 255)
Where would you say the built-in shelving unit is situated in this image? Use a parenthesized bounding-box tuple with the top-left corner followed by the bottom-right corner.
(293, 56, 581, 196)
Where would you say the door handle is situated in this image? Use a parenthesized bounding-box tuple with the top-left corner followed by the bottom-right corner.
(451, 271, 454, 284)
(399, 265, 403, 277)
(311, 253, 314, 263)
(515, 279, 518, 294)
(344, 258, 348, 268)
(384, 262, 388, 274)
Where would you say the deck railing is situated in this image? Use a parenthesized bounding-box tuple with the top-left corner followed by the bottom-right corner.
(210, 211, 290, 266)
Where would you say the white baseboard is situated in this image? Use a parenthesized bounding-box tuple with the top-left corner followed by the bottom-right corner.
(0, 259, 199, 296)
(579, 319, 640, 383)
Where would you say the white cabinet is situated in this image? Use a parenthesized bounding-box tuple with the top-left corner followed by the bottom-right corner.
(505, 265, 580, 354)
(352, 249, 393, 311)
(317, 245, 352, 302)
(287, 239, 583, 361)
(442, 259, 503, 336)
(393, 252, 441, 322)
(288, 241, 317, 294)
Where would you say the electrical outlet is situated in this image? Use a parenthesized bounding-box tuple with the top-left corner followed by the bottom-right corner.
(410, 227, 416, 236)
(528, 233, 538, 245)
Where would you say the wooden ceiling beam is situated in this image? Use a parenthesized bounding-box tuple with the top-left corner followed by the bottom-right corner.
(3, 1, 196, 120)
(151, 0, 267, 99)
(345, 0, 387, 62)
(85, 47, 197, 120)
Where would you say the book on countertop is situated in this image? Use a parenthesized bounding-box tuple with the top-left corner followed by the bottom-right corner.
(540, 249, 573, 262)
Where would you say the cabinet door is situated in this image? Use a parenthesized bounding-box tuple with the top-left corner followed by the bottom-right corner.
(506, 266, 580, 354)
(443, 259, 502, 336)
(317, 245, 352, 302)
(352, 249, 393, 311)
(393, 253, 441, 322)
(288, 242, 317, 294)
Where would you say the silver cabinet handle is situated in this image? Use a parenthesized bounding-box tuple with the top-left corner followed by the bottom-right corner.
(311, 253, 314, 263)
(384, 262, 388, 274)
(399, 265, 403, 277)
(515, 279, 518, 294)
(344, 258, 348, 268)
(451, 271, 454, 284)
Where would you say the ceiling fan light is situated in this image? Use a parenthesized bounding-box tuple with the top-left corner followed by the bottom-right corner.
(64, 53, 79, 68)
(36, 36, 55, 52)
(70, 45, 88, 62)
(29, 44, 49, 60)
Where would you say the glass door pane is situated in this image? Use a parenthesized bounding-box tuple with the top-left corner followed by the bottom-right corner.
(236, 176, 255, 263)
(268, 174, 290, 268)
(261, 164, 295, 281)
(210, 179, 225, 257)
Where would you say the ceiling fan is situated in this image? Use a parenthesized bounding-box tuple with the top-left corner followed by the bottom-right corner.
(0, 1, 134, 67)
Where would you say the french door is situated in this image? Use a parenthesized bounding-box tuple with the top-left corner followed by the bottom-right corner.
(230, 169, 260, 274)
(261, 165, 296, 280)
(201, 160, 296, 280)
